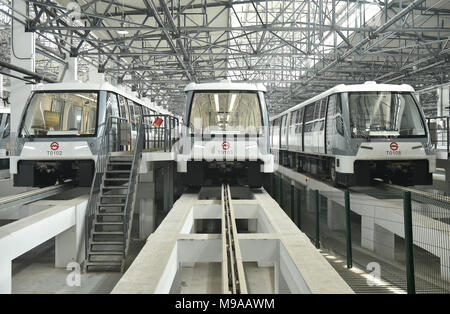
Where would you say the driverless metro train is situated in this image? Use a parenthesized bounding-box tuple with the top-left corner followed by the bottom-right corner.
(177, 80, 274, 187)
(11, 81, 170, 187)
(271, 82, 436, 186)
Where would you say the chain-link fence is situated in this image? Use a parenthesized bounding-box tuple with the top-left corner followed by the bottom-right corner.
(265, 173, 450, 294)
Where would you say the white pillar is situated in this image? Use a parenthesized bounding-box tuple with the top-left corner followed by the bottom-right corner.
(0, 259, 12, 294)
(137, 171, 156, 240)
(373, 224, 395, 261)
(10, 0, 35, 134)
(55, 201, 87, 267)
(442, 85, 449, 116)
(60, 57, 78, 82)
(361, 216, 375, 251)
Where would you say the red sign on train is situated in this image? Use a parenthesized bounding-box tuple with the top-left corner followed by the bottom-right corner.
(50, 142, 59, 151)
(390, 142, 399, 151)
(153, 117, 163, 128)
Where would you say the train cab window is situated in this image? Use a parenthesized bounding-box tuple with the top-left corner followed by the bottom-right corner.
(189, 91, 262, 134)
(21, 91, 98, 137)
(348, 92, 426, 138)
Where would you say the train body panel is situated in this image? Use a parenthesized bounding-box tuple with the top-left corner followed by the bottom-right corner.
(12, 81, 174, 187)
(178, 80, 274, 187)
(271, 82, 436, 186)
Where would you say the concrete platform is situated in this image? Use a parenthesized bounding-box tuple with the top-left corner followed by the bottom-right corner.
(111, 188, 353, 294)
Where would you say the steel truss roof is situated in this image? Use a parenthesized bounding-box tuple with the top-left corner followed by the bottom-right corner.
(0, 0, 449, 115)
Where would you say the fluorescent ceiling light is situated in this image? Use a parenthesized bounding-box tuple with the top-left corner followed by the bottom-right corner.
(117, 30, 129, 35)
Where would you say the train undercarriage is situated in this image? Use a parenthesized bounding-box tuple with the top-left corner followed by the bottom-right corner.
(14, 160, 94, 187)
(183, 160, 266, 188)
(277, 150, 432, 187)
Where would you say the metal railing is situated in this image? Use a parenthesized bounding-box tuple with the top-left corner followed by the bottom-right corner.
(427, 116, 449, 158)
(84, 114, 180, 268)
(85, 116, 127, 263)
(266, 173, 450, 294)
(142, 114, 180, 152)
(121, 117, 146, 263)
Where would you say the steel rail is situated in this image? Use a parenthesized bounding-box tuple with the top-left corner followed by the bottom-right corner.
(0, 183, 72, 211)
(221, 184, 248, 294)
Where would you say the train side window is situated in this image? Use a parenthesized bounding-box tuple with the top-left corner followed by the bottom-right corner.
(320, 98, 327, 118)
(304, 104, 315, 133)
(134, 102, 143, 125)
(314, 100, 321, 120)
(107, 92, 120, 118)
(281, 115, 288, 135)
(290, 111, 297, 127)
(296, 108, 304, 124)
(334, 94, 344, 136)
(118, 95, 129, 121)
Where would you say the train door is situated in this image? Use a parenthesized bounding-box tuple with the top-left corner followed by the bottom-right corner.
(317, 98, 327, 153)
(325, 94, 336, 154)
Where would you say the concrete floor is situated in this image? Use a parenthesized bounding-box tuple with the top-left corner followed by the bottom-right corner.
(12, 239, 122, 294)
(11, 238, 147, 294)
(178, 262, 274, 294)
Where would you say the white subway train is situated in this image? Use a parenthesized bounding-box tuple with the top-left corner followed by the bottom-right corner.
(271, 82, 436, 186)
(177, 80, 274, 187)
(11, 81, 172, 187)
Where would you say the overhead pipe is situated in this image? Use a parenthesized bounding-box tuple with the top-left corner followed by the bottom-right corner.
(0, 60, 57, 84)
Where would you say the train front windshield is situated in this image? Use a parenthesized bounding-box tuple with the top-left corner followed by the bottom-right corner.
(21, 91, 98, 137)
(348, 92, 426, 138)
(189, 91, 262, 134)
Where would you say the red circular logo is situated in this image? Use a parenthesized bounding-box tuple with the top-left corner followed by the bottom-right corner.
(222, 141, 230, 151)
(390, 142, 398, 151)
(50, 142, 59, 151)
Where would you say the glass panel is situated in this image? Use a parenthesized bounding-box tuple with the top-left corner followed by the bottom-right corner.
(21, 92, 98, 136)
(118, 95, 129, 119)
(349, 92, 426, 138)
(305, 104, 315, 122)
(107, 92, 120, 118)
(189, 91, 262, 134)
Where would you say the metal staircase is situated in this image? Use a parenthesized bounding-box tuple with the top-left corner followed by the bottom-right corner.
(84, 114, 179, 272)
(85, 117, 145, 272)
